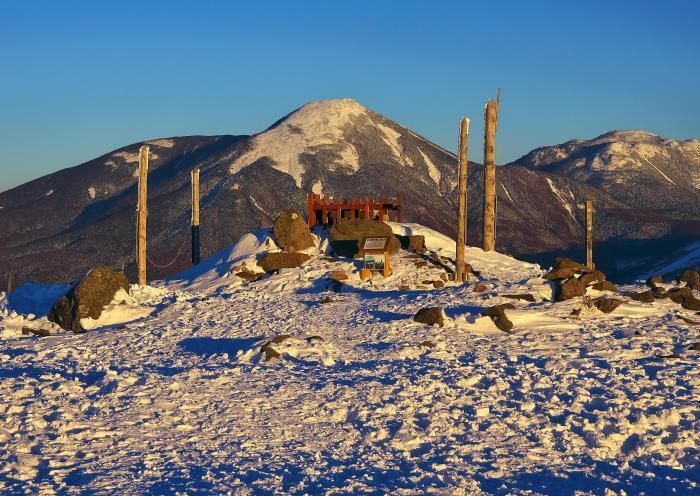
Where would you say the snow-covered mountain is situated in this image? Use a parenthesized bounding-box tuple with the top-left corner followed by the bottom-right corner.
(1, 100, 698, 285)
(509, 130, 700, 217)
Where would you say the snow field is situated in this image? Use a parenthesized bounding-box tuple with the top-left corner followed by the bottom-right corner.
(0, 223, 698, 494)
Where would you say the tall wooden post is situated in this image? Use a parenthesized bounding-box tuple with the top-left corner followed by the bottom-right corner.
(482, 89, 500, 252)
(6, 272, 13, 293)
(585, 200, 594, 269)
(191, 168, 201, 265)
(455, 116, 470, 283)
(136, 145, 149, 285)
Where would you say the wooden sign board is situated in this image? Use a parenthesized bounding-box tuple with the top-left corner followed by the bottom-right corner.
(360, 236, 391, 277)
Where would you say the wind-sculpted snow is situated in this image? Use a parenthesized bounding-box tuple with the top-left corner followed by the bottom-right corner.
(0, 224, 698, 494)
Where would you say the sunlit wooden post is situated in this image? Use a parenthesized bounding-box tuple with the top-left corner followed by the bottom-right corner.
(482, 89, 500, 252)
(586, 200, 594, 269)
(6, 271, 13, 293)
(191, 168, 201, 265)
(136, 145, 149, 285)
(455, 116, 470, 282)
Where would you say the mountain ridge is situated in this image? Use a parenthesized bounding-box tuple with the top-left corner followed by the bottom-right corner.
(1, 99, 698, 285)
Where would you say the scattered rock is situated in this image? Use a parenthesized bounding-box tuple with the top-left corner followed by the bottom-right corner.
(579, 270, 606, 286)
(259, 334, 292, 361)
(628, 290, 654, 303)
(593, 297, 624, 314)
(503, 294, 536, 303)
(328, 219, 399, 257)
(257, 252, 311, 273)
(680, 270, 700, 290)
(667, 287, 693, 304)
(319, 296, 334, 304)
(329, 270, 349, 281)
(544, 267, 577, 281)
(681, 296, 700, 311)
(432, 280, 445, 289)
(419, 340, 436, 348)
(688, 342, 700, 351)
(473, 283, 488, 293)
(48, 267, 129, 333)
(272, 209, 315, 252)
(592, 280, 618, 293)
(236, 269, 263, 282)
(21, 326, 50, 337)
(306, 335, 325, 343)
(413, 307, 445, 327)
(554, 257, 592, 272)
(415, 261, 428, 268)
(646, 275, 663, 287)
(656, 353, 682, 359)
(481, 304, 516, 332)
(556, 278, 586, 301)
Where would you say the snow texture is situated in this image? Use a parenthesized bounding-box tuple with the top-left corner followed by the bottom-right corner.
(0, 223, 698, 494)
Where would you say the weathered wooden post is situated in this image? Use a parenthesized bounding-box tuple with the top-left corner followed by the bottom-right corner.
(191, 168, 201, 265)
(482, 89, 500, 252)
(6, 271, 13, 293)
(455, 116, 470, 282)
(136, 145, 149, 285)
(586, 200, 594, 269)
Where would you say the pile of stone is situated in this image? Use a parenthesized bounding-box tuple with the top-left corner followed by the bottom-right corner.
(544, 257, 617, 301)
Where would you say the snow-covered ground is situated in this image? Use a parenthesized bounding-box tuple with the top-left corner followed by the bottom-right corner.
(0, 224, 698, 495)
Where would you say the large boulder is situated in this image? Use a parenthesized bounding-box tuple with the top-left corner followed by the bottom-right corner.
(48, 267, 129, 333)
(272, 210, 315, 252)
(328, 220, 400, 258)
(257, 252, 311, 273)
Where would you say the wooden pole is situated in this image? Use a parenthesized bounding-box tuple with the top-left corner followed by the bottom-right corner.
(482, 90, 500, 251)
(191, 168, 201, 265)
(6, 271, 13, 293)
(586, 200, 594, 269)
(136, 145, 149, 285)
(455, 116, 470, 283)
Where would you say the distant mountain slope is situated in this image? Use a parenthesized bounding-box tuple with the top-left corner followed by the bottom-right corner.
(509, 130, 700, 217)
(1, 101, 698, 285)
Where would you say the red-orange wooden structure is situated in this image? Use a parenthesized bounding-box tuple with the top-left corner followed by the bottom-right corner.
(307, 193, 401, 228)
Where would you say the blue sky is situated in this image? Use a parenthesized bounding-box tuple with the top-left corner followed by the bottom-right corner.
(1, 0, 699, 191)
